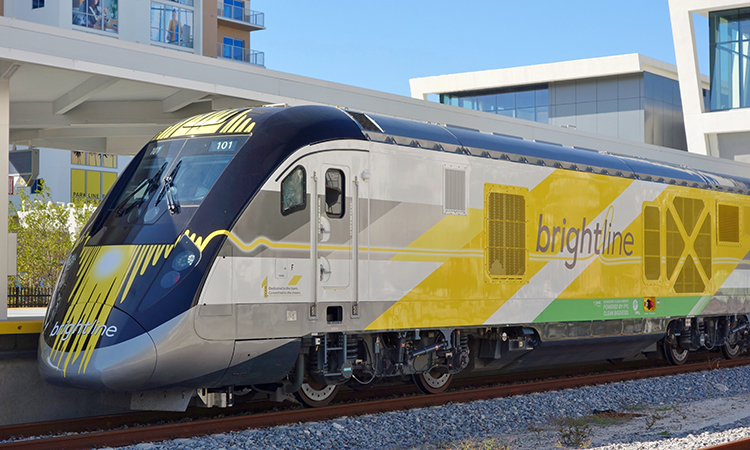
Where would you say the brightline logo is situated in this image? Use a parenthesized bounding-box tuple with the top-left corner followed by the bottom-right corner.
(535, 208, 635, 269)
(50, 320, 118, 341)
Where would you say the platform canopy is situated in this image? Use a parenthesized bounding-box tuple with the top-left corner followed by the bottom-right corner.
(3, 16, 750, 320)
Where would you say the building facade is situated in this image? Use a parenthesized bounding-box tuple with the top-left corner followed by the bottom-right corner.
(1, 0, 265, 66)
(8, 147, 131, 205)
(411, 54, 710, 152)
(1, 0, 264, 203)
(670, 0, 750, 159)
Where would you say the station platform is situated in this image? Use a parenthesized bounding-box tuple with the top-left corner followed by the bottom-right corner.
(1, 307, 45, 335)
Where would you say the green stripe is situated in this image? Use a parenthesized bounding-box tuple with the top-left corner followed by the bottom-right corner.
(533, 296, 703, 323)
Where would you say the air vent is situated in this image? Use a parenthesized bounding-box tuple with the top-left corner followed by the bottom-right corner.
(444, 167, 467, 215)
(345, 111, 383, 132)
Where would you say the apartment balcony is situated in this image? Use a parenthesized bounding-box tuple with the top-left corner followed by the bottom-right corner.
(217, 43, 265, 67)
(217, 2, 265, 31)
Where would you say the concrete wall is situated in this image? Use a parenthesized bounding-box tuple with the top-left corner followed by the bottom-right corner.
(717, 131, 750, 161)
(9, 0, 60, 26)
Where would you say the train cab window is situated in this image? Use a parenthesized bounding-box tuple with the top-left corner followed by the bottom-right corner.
(281, 166, 306, 215)
(325, 169, 345, 218)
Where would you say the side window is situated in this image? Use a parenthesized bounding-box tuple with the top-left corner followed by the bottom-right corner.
(325, 169, 345, 218)
(281, 166, 306, 216)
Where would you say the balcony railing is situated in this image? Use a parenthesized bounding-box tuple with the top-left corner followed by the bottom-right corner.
(218, 44, 265, 67)
(217, 2, 264, 28)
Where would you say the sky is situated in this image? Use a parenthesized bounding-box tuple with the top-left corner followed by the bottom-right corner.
(252, 1, 709, 98)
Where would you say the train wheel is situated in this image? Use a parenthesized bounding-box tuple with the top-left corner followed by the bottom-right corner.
(413, 369, 453, 394)
(721, 341, 742, 360)
(663, 339, 689, 366)
(295, 380, 339, 407)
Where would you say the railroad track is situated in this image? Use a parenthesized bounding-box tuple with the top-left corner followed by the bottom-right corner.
(0, 358, 748, 450)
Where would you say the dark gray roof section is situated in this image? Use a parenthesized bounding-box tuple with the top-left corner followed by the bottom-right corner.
(346, 109, 750, 195)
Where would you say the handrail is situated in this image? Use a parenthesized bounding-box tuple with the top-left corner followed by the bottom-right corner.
(217, 2, 264, 27)
(216, 44, 265, 67)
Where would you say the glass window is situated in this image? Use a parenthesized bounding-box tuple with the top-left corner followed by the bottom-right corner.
(325, 169, 345, 219)
(102, 154, 117, 168)
(497, 92, 515, 111)
(711, 42, 741, 110)
(281, 166, 306, 216)
(72, 0, 118, 33)
(86, 152, 101, 166)
(535, 106, 549, 124)
(535, 89, 549, 107)
(477, 94, 496, 113)
(516, 108, 535, 122)
(712, 9, 739, 44)
(222, 37, 245, 61)
(458, 96, 477, 110)
(150, 2, 194, 48)
(71, 151, 85, 165)
(33, 0, 45, 8)
(516, 90, 535, 108)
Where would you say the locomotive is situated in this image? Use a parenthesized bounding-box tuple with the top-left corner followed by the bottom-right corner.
(39, 105, 750, 410)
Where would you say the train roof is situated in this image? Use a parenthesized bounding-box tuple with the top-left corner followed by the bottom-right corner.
(152, 105, 750, 195)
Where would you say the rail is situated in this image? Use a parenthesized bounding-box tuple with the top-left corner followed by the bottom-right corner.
(7, 286, 51, 308)
(1, 358, 748, 450)
(217, 2, 264, 28)
(217, 44, 264, 67)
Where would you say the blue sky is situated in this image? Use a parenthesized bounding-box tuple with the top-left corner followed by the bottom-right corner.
(252, 1, 709, 98)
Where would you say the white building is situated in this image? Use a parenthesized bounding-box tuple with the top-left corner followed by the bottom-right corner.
(410, 54, 711, 153)
(669, 0, 750, 159)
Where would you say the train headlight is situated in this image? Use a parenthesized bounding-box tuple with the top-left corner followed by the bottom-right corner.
(171, 251, 196, 271)
(160, 271, 181, 289)
(137, 234, 201, 311)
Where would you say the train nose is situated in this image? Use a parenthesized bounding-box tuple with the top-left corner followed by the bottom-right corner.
(38, 307, 157, 391)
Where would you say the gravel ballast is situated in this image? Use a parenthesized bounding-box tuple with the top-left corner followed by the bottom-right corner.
(99, 364, 750, 449)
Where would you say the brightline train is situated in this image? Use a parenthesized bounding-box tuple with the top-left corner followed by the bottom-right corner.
(39, 105, 750, 410)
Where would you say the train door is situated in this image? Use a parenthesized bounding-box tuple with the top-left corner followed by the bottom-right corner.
(317, 164, 351, 289)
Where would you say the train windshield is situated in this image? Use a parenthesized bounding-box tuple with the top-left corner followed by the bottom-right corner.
(92, 135, 248, 245)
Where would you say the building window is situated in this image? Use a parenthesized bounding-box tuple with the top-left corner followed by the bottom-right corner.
(222, 37, 245, 61)
(150, 2, 194, 48)
(72, 0, 118, 33)
(440, 84, 549, 124)
(709, 8, 750, 110)
(33, 0, 45, 9)
(72, 151, 117, 168)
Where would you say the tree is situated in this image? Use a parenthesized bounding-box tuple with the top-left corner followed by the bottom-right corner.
(8, 186, 95, 288)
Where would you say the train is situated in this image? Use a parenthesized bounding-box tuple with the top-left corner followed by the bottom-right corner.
(38, 105, 750, 410)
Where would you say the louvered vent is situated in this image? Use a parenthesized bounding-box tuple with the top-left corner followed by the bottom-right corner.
(643, 206, 661, 281)
(486, 192, 526, 278)
(444, 168, 466, 215)
(718, 204, 740, 243)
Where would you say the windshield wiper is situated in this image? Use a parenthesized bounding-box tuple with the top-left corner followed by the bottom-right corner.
(157, 160, 182, 215)
(114, 162, 167, 217)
